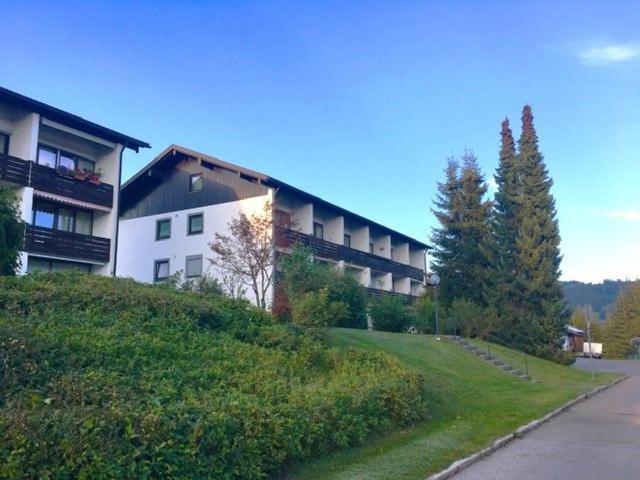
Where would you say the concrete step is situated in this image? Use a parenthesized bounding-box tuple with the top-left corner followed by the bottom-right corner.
(492, 360, 505, 366)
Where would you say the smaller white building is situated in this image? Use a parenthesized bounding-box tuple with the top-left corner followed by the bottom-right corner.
(0, 86, 149, 275)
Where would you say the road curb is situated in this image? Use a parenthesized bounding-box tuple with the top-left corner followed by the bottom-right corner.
(425, 374, 628, 480)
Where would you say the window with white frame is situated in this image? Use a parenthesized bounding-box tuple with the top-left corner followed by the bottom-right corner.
(185, 255, 203, 278)
(154, 259, 170, 282)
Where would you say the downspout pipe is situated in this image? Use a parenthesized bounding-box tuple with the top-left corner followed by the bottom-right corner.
(111, 143, 126, 277)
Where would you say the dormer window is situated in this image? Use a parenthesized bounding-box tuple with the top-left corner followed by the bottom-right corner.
(189, 173, 203, 192)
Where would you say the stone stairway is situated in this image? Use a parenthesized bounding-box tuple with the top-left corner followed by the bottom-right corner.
(448, 335, 530, 381)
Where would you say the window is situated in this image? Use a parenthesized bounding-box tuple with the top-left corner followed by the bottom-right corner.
(154, 259, 170, 282)
(58, 152, 75, 173)
(57, 207, 74, 232)
(77, 157, 95, 173)
(0, 133, 8, 155)
(75, 211, 93, 235)
(185, 255, 203, 278)
(156, 218, 171, 240)
(32, 200, 93, 234)
(369, 242, 374, 254)
(37, 145, 57, 168)
(188, 213, 204, 235)
(343, 234, 351, 248)
(37, 144, 95, 173)
(189, 173, 203, 192)
(313, 222, 324, 239)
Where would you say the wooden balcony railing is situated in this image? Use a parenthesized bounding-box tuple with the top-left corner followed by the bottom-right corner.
(0, 153, 114, 208)
(0, 153, 31, 186)
(276, 227, 425, 281)
(366, 287, 417, 303)
(24, 224, 111, 264)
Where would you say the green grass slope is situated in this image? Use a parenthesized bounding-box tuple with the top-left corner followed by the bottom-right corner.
(292, 329, 618, 480)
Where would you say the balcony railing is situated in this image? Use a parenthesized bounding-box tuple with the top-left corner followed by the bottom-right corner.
(366, 287, 417, 303)
(0, 153, 114, 208)
(24, 224, 111, 264)
(276, 227, 425, 281)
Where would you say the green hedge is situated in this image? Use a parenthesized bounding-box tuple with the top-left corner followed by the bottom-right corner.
(0, 272, 428, 479)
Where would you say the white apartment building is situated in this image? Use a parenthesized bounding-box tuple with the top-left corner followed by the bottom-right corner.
(117, 145, 428, 306)
(0, 86, 149, 275)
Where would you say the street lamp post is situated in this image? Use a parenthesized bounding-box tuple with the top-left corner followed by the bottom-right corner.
(426, 273, 441, 339)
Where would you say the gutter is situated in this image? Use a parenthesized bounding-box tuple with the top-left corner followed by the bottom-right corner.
(112, 143, 126, 277)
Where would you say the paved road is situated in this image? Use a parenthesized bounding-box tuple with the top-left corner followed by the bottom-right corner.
(453, 359, 640, 480)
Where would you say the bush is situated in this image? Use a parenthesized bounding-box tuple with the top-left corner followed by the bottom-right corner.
(369, 294, 415, 333)
(446, 298, 484, 337)
(291, 287, 349, 328)
(411, 295, 436, 333)
(326, 271, 368, 329)
(0, 272, 428, 479)
(282, 244, 368, 329)
(0, 186, 25, 275)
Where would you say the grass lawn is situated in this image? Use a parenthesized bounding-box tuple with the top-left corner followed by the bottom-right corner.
(290, 329, 620, 480)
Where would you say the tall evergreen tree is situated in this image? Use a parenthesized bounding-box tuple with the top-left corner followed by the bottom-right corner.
(431, 151, 492, 306)
(511, 105, 566, 359)
(484, 119, 521, 325)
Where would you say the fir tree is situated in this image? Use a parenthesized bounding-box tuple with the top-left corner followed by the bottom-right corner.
(484, 118, 521, 327)
(512, 105, 566, 359)
(432, 151, 492, 306)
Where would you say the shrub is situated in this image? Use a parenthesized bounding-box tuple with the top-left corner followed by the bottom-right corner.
(369, 294, 415, 333)
(291, 287, 349, 328)
(282, 244, 368, 329)
(411, 295, 436, 333)
(326, 271, 368, 329)
(446, 298, 484, 337)
(0, 272, 428, 479)
(0, 186, 25, 275)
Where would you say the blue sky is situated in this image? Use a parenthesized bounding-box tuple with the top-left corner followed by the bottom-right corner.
(2, 1, 639, 282)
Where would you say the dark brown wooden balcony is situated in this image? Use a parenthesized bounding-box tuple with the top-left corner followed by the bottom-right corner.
(0, 153, 114, 208)
(276, 227, 425, 281)
(24, 224, 110, 264)
(366, 287, 417, 303)
(0, 153, 31, 186)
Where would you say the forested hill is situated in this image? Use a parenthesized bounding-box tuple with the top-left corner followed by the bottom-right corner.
(562, 280, 635, 320)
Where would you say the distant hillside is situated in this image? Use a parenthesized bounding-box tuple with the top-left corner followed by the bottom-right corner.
(561, 280, 635, 320)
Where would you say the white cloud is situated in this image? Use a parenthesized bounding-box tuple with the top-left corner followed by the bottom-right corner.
(579, 43, 640, 65)
(596, 209, 640, 222)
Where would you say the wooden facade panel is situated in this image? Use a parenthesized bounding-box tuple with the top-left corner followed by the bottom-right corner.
(120, 166, 269, 220)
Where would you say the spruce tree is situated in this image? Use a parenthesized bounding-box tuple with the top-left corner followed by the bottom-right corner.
(512, 105, 565, 359)
(432, 152, 492, 307)
(485, 119, 521, 327)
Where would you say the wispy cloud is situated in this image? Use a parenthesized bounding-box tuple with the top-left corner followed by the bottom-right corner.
(579, 43, 640, 66)
(596, 209, 640, 222)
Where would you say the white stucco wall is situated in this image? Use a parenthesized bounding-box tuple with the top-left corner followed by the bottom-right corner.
(93, 144, 124, 276)
(117, 194, 273, 307)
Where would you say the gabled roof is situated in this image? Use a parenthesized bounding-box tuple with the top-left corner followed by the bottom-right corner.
(123, 144, 430, 249)
(0, 86, 150, 152)
(566, 325, 587, 336)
